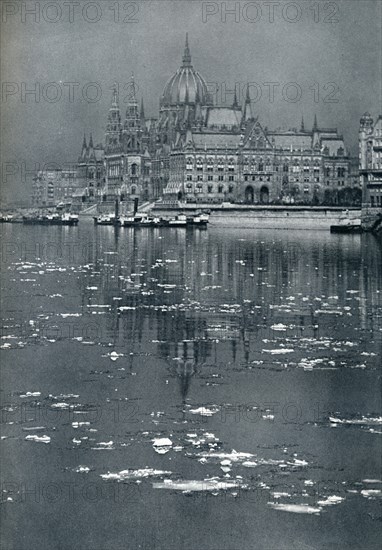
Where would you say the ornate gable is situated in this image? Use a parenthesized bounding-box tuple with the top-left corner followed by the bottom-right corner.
(243, 121, 273, 150)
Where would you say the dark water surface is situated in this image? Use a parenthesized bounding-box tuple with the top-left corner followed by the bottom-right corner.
(1, 222, 381, 550)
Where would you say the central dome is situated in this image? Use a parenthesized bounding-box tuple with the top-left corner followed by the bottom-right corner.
(161, 34, 210, 106)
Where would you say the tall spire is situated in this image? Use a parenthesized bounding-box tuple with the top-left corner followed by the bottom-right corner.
(301, 115, 305, 132)
(89, 133, 94, 148)
(245, 84, 251, 104)
(313, 114, 318, 131)
(140, 97, 145, 120)
(111, 82, 119, 107)
(79, 133, 87, 161)
(129, 72, 137, 104)
(242, 84, 252, 122)
(105, 84, 122, 151)
(232, 87, 238, 109)
(182, 33, 192, 66)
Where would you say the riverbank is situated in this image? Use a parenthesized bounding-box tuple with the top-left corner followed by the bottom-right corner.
(153, 203, 361, 230)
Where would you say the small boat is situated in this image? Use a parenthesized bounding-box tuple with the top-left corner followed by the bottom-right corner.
(168, 214, 187, 227)
(61, 213, 79, 226)
(0, 214, 23, 223)
(330, 217, 362, 234)
(121, 213, 169, 227)
(93, 214, 118, 226)
(23, 213, 79, 226)
(187, 213, 209, 227)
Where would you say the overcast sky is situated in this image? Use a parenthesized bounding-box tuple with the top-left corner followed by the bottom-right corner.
(1, 0, 381, 202)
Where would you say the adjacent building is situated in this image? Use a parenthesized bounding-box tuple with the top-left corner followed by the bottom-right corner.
(359, 113, 382, 209)
(32, 169, 77, 208)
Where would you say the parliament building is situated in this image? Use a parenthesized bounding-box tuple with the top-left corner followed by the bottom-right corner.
(33, 36, 361, 209)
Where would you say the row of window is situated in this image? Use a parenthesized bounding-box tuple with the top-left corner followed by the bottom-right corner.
(289, 177, 320, 183)
(185, 184, 235, 193)
(370, 195, 381, 206)
(244, 175, 272, 182)
(186, 175, 235, 182)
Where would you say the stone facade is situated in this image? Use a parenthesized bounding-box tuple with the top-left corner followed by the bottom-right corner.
(165, 116, 358, 206)
(32, 169, 77, 208)
(360, 113, 382, 209)
(33, 36, 360, 209)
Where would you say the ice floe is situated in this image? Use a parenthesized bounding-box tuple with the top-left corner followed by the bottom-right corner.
(152, 438, 173, 454)
(268, 503, 321, 514)
(19, 391, 41, 398)
(152, 478, 246, 493)
(25, 435, 51, 444)
(101, 468, 172, 481)
(189, 406, 219, 417)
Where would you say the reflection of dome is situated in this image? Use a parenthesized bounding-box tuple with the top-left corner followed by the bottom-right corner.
(161, 34, 210, 106)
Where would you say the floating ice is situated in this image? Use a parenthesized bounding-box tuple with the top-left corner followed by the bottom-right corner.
(317, 495, 344, 506)
(72, 422, 90, 428)
(152, 438, 172, 454)
(101, 468, 172, 481)
(262, 349, 294, 354)
(329, 416, 382, 426)
(59, 313, 81, 318)
(109, 351, 123, 361)
(193, 450, 254, 462)
(20, 392, 41, 398)
(361, 489, 382, 499)
(74, 466, 91, 474)
(270, 324, 288, 331)
(153, 478, 245, 492)
(268, 502, 321, 514)
(189, 406, 219, 417)
(25, 435, 50, 444)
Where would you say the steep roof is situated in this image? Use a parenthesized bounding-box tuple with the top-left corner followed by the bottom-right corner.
(321, 138, 346, 156)
(190, 132, 242, 150)
(268, 132, 313, 150)
(206, 107, 242, 129)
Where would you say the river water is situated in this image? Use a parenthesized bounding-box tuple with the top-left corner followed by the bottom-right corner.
(1, 221, 381, 549)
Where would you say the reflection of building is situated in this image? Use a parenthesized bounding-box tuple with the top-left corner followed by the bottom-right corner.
(359, 113, 382, 209)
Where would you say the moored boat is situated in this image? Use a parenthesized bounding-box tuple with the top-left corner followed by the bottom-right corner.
(168, 214, 187, 227)
(187, 213, 209, 227)
(93, 214, 118, 226)
(23, 213, 79, 226)
(330, 217, 362, 233)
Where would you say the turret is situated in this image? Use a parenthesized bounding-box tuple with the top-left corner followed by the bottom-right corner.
(232, 87, 239, 109)
(105, 83, 122, 152)
(140, 98, 145, 121)
(242, 84, 252, 123)
(79, 134, 87, 161)
(359, 112, 374, 170)
(88, 133, 95, 160)
(123, 73, 142, 152)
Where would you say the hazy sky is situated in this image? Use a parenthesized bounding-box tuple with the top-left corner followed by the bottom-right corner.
(1, 0, 381, 202)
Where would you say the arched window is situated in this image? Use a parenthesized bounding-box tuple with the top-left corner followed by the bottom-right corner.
(131, 163, 138, 176)
(131, 186, 136, 195)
